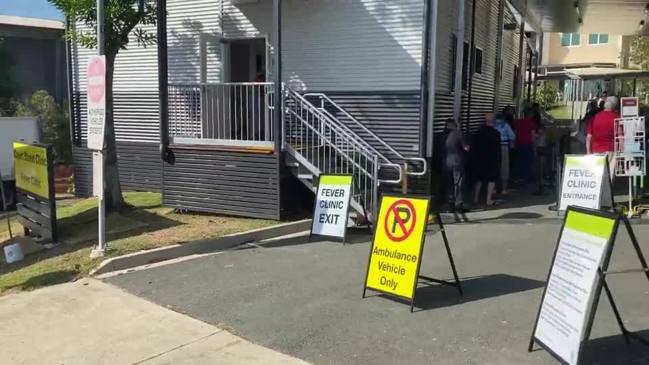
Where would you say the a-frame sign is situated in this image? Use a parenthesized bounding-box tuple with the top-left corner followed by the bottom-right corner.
(529, 206, 649, 364)
(362, 194, 462, 312)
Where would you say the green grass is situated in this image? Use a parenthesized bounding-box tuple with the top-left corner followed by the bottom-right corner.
(546, 105, 572, 120)
(0, 192, 276, 295)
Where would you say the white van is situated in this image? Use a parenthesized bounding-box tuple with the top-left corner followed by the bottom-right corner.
(0, 117, 41, 209)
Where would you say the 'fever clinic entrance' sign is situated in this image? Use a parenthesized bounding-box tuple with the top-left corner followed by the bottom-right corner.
(364, 195, 430, 300)
(311, 174, 353, 240)
(559, 155, 608, 211)
(87, 55, 106, 151)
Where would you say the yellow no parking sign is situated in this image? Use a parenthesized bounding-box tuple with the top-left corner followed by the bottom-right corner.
(364, 195, 430, 300)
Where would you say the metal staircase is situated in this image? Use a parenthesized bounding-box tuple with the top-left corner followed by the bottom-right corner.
(303, 92, 427, 178)
(282, 87, 426, 220)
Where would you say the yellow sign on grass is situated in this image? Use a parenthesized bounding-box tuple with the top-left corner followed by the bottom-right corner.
(364, 195, 430, 299)
(13, 142, 50, 199)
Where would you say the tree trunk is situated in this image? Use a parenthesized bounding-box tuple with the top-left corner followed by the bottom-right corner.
(103, 52, 126, 212)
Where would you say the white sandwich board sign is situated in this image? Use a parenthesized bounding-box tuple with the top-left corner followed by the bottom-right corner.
(311, 174, 353, 241)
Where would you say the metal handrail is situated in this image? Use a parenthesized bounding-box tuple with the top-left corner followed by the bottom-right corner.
(168, 82, 275, 143)
(284, 87, 407, 216)
(286, 109, 374, 178)
(317, 108, 390, 162)
(286, 89, 402, 184)
(303, 92, 427, 176)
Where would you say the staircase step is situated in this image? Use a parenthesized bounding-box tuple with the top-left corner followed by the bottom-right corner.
(297, 173, 314, 180)
(285, 161, 300, 168)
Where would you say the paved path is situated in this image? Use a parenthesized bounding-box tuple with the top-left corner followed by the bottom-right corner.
(0, 278, 308, 365)
(106, 222, 649, 365)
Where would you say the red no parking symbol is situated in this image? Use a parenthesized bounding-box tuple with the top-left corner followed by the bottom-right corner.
(383, 199, 417, 242)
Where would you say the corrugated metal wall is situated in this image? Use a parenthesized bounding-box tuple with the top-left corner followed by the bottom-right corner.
(72, 142, 162, 195)
(324, 92, 421, 157)
(70, 22, 159, 111)
(167, 0, 222, 83)
(496, 5, 522, 111)
(163, 148, 280, 220)
(432, 0, 523, 136)
(70, 18, 162, 193)
(221, 0, 425, 157)
(68, 0, 530, 214)
(222, 0, 424, 91)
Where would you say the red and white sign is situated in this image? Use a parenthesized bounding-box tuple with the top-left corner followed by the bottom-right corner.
(621, 97, 639, 118)
(87, 55, 106, 151)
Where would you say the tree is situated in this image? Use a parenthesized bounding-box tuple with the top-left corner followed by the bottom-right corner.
(629, 35, 649, 71)
(49, 0, 156, 210)
(16, 90, 72, 164)
(536, 81, 559, 110)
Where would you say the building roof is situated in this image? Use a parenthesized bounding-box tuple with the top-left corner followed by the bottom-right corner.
(0, 15, 64, 30)
(539, 67, 649, 81)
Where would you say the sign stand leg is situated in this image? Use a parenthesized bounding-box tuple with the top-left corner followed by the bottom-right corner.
(583, 218, 649, 348)
(607, 159, 616, 210)
(628, 177, 633, 218)
(415, 212, 463, 307)
(622, 216, 649, 283)
(437, 213, 463, 296)
(354, 179, 372, 234)
(601, 277, 631, 344)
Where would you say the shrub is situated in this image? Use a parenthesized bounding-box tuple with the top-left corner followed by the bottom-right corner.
(15, 90, 72, 164)
(537, 82, 560, 110)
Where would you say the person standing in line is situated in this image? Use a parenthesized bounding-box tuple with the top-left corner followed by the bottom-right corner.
(443, 118, 469, 213)
(577, 99, 602, 152)
(534, 123, 548, 195)
(494, 112, 516, 195)
(502, 105, 516, 128)
(514, 108, 538, 183)
(471, 113, 502, 207)
(587, 96, 620, 179)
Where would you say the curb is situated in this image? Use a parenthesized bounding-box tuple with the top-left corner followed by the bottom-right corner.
(91, 219, 312, 276)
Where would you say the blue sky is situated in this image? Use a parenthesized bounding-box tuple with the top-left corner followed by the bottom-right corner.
(0, 0, 63, 20)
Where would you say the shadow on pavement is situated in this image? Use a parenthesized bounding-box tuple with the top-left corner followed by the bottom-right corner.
(580, 330, 649, 365)
(467, 212, 546, 223)
(410, 274, 544, 311)
(252, 228, 372, 249)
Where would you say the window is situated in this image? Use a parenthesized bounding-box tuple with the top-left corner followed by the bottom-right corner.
(474, 48, 483, 75)
(588, 33, 609, 45)
(561, 32, 580, 47)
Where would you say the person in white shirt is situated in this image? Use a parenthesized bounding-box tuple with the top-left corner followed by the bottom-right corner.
(494, 112, 516, 195)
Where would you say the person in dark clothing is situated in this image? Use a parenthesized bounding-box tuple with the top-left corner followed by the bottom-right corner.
(442, 118, 469, 212)
(577, 99, 601, 152)
(471, 113, 501, 206)
(502, 105, 516, 128)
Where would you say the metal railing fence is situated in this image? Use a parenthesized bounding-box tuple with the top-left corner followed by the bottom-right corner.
(168, 82, 274, 143)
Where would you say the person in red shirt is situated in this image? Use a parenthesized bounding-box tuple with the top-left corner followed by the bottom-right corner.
(513, 109, 537, 182)
(586, 96, 619, 154)
(587, 96, 619, 182)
